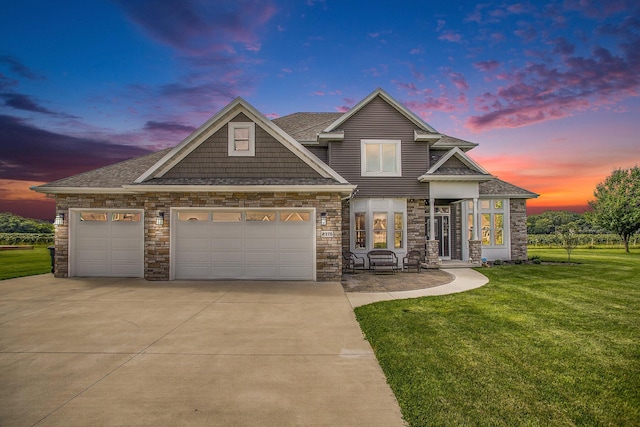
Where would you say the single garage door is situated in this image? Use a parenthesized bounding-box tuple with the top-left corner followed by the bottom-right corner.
(173, 209, 315, 280)
(70, 210, 144, 277)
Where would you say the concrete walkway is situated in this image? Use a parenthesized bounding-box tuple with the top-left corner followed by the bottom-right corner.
(346, 268, 490, 308)
(0, 275, 405, 426)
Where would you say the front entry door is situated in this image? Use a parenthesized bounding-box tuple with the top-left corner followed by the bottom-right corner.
(427, 207, 451, 259)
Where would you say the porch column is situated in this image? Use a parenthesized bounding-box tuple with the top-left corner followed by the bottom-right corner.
(426, 197, 440, 268)
(429, 197, 435, 241)
(473, 198, 479, 240)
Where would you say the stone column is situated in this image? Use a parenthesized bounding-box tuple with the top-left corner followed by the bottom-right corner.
(469, 240, 482, 265)
(53, 208, 69, 278)
(425, 240, 440, 268)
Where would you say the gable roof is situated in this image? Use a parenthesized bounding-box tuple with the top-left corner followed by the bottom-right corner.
(136, 97, 349, 185)
(320, 88, 442, 142)
(418, 147, 493, 182)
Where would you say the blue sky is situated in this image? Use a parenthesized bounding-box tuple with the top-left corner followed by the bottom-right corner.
(1, 0, 639, 219)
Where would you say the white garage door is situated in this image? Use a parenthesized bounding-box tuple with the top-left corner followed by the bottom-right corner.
(173, 209, 315, 280)
(71, 210, 144, 277)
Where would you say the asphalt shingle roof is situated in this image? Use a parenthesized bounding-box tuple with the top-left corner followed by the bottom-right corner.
(37, 148, 172, 188)
(272, 112, 343, 142)
(480, 179, 538, 197)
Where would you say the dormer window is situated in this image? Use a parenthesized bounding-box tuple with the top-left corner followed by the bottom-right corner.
(228, 122, 255, 156)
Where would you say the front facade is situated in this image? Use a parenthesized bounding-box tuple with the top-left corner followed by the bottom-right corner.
(34, 88, 537, 281)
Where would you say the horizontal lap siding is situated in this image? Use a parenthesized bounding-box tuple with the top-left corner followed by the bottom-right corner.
(164, 113, 322, 179)
(328, 96, 429, 198)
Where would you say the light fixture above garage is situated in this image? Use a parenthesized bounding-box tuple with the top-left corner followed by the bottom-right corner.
(156, 212, 164, 226)
(54, 213, 65, 225)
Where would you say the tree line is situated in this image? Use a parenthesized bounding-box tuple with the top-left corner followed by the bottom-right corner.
(529, 166, 640, 253)
(0, 212, 54, 233)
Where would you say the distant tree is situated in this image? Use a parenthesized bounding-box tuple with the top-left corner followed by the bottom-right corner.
(587, 167, 640, 253)
(0, 212, 54, 233)
(527, 210, 582, 234)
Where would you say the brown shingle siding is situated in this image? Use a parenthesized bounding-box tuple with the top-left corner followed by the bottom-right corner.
(163, 122, 324, 179)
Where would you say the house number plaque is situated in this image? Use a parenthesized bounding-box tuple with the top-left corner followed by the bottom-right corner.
(321, 231, 334, 238)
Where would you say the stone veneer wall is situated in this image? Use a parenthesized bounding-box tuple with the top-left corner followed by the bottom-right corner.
(510, 199, 528, 261)
(54, 192, 343, 281)
(406, 199, 426, 257)
(341, 199, 351, 254)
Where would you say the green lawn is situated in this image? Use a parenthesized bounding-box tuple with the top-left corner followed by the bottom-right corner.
(0, 247, 52, 280)
(355, 249, 640, 426)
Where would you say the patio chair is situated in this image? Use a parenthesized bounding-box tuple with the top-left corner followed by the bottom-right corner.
(403, 250, 422, 273)
(342, 251, 365, 274)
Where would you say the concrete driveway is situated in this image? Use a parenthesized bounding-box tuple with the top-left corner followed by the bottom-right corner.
(0, 275, 404, 426)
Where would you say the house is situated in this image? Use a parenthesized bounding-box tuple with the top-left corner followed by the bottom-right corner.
(32, 88, 537, 281)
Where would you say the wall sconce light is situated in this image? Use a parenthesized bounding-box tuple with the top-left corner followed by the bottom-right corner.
(320, 212, 327, 226)
(156, 212, 164, 226)
(54, 213, 65, 226)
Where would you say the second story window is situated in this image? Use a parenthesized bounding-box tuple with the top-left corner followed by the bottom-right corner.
(228, 122, 255, 157)
(361, 139, 401, 177)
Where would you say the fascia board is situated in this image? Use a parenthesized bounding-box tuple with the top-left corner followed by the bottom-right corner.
(317, 131, 344, 142)
(30, 186, 137, 195)
(122, 184, 357, 194)
(480, 193, 540, 199)
(418, 175, 495, 182)
(414, 130, 442, 142)
(323, 88, 438, 133)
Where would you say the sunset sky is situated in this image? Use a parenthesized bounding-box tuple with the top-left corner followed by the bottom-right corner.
(1, 0, 639, 220)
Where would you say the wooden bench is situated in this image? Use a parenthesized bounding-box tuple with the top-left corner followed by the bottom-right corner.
(367, 250, 398, 274)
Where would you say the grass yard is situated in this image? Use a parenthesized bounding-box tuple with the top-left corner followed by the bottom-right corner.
(0, 247, 51, 280)
(355, 249, 640, 426)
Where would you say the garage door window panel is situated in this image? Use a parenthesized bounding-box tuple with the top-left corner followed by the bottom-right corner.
(112, 213, 141, 222)
(279, 211, 311, 222)
(212, 211, 242, 222)
(246, 211, 276, 222)
(178, 212, 210, 221)
(80, 212, 107, 221)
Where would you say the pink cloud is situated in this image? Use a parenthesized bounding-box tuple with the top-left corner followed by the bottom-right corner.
(466, 23, 640, 131)
(438, 30, 462, 43)
(473, 60, 501, 72)
(447, 69, 469, 91)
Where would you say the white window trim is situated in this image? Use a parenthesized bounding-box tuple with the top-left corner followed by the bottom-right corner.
(478, 199, 508, 248)
(228, 122, 256, 157)
(351, 198, 406, 253)
(361, 139, 402, 177)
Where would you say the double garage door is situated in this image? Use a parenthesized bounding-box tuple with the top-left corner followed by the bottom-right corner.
(173, 209, 315, 280)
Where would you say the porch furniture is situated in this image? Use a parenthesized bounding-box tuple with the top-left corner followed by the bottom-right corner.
(367, 250, 398, 274)
(343, 251, 365, 274)
(403, 250, 422, 273)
